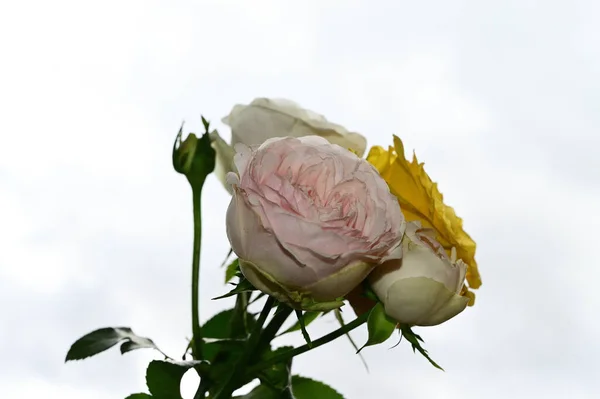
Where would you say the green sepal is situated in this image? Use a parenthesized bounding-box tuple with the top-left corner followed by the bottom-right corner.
(225, 258, 240, 283)
(239, 259, 344, 311)
(201, 116, 210, 132)
(362, 283, 380, 302)
(357, 302, 396, 353)
(212, 278, 256, 300)
(294, 310, 312, 347)
(220, 248, 233, 267)
(334, 309, 369, 371)
(279, 311, 322, 335)
(299, 297, 344, 312)
(399, 324, 444, 371)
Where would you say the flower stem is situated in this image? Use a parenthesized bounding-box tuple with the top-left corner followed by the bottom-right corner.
(191, 185, 204, 360)
(213, 296, 276, 399)
(254, 306, 293, 355)
(193, 377, 210, 399)
(245, 309, 370, 377)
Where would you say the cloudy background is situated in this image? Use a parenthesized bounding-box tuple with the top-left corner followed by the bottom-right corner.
(1, 0, 598, 398)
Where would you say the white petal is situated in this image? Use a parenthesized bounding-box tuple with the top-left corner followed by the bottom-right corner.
(232, 143, 252, 178)
(383, 277, 468, 326)
(306, 260, 374, 302)
(222, 97, 367, 156)
(375, 245, 460, 292)
(209, 130, 235, 194)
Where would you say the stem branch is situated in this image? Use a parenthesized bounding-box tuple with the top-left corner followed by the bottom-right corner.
(214, 296, 276, 399)
(245, 309, 370, 377)
(254, 306, 293, 355)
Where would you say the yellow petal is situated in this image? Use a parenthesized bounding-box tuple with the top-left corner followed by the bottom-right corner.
(461, 285, 476, 306)
(367, 135, 482, 293)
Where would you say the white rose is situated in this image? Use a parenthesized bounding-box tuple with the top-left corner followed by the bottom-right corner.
(369, 222, 470, 326)
(211, 98, 367, 193)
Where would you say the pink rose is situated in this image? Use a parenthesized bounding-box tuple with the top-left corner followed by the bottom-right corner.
(226, 136, 405, 309)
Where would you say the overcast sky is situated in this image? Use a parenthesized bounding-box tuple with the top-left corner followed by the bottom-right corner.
(1, 0, 599, 398)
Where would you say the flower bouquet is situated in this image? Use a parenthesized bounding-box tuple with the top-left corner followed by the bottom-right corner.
(66, 98, 481, 398)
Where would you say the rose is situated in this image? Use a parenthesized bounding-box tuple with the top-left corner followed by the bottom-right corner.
(366, 135, 480, 303)
(369, 221, 470, 326)
(211, 98, 367, 193)
(225, 136, 405, 309)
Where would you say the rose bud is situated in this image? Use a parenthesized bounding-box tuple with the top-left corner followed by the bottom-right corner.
(226, 136, 405, 310)
(369, 221, 470, 326)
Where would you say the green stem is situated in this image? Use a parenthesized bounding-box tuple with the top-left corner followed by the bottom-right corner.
(245, 310, 370, 377)
(191, 185, 204, 360)
(254, 306, 293, 355)
(214, 296, 276, 399)
(193, 377, 210, 399)
(230, 291, 251, 338)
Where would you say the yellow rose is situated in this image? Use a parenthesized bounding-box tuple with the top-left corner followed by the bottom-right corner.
(367, 135, 481, 305)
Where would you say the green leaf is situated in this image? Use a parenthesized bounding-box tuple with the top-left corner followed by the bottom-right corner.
(235, 384, 282, 399)
(202, 310, 237, 338)
(124, 394, 153, 399)
(334, 309, 369, 371)
(202, 308, 257, 339)
(146, 360, 207, 399)
(258, 362, 294, 396)
(238, 346, 295, 399)
(280, 311, 321, 335)
(202, 307, 258, 388)
(292, 376, 343, 399)
(399, 324, 444, 371)
(65, 327, 161, 361)
(212, 278, 256, 300)
(201, 309, 255, 362)
(225, 259, 240, 283)
(357, 302, 396, 353)
(120, 337, 159, 355)
(258, 346, 294, 388)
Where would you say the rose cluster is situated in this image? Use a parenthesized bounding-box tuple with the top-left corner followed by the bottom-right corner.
(213, 98, 480, 326)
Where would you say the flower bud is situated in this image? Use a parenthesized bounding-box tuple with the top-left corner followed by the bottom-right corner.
(172, 123, 216, 189)
(369, 222, 469, 326)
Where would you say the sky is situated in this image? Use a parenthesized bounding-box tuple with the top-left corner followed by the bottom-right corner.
(0, 0, 599, 398)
